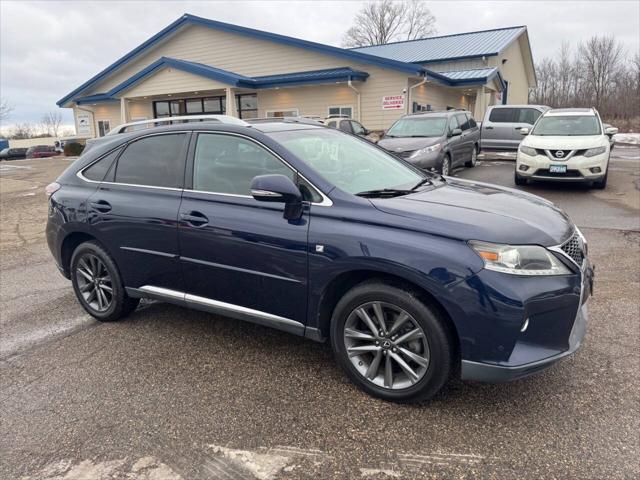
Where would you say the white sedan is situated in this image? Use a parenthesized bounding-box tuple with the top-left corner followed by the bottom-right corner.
(515, 108, 617, 189)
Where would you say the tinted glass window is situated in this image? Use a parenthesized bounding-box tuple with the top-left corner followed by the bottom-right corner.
(468, 116, 477, 128)
(186, 99, 203, 114)
(193, 134, 294, 195)
(327, 121, 337, 128)
(532, 115, 601, 136)
(488, 108, 516, 123)
(339, 120, 352, 133)
(516, 108, 541, 125)
(455, 113, 470, 131)
(386, 117, 447, 137)
(351, 121, 365, 135)
(115, 134, 187, 188)
(449, 115, 460, 132)
(83, 148, 121, 181)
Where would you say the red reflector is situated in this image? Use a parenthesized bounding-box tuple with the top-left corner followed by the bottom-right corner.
(45, 182, 61, 196)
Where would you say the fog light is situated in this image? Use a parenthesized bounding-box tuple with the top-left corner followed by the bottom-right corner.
(590, 167, 601, 173)
(519, 165, 530, 172)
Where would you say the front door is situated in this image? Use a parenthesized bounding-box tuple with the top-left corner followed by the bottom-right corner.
(86, 132, 190, 290)
(178, 132, 309, 329)
(482, 107, 516, 149)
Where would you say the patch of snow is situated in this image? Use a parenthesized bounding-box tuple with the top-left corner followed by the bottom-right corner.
(360, 467, 402, 478)
(208, 445, 290, 480)
(20, 457, 181, 480)
(614, 133, 640, 145)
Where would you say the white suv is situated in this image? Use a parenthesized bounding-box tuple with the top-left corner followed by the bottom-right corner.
(515, 108, 617, 189)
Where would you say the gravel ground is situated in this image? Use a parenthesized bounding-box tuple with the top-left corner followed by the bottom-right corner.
(0, 152, 638, 480)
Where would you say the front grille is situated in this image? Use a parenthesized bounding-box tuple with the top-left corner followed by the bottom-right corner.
(561, 232, 585, 266)
(536, 169, 583, 178)
(548, 149, 573, 160)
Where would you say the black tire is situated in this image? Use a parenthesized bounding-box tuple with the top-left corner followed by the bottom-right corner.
(465, 144, 478, 168)
(330, 280, 455, 403)
(592, 169, 608, 189)
(70, 241, 139, 321)
(440, 154, 451, 176)
(514, 171, 527, 186)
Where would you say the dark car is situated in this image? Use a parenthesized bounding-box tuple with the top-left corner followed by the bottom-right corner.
(326, 117, 370, 137)
(26, 145, 59, 159)
(46, 118, 592, 402)
(378, 110, 480, 175)
(0, 147, 28, 160)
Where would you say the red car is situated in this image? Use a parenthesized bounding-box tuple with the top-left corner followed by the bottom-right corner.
(26, 145, 59, 159)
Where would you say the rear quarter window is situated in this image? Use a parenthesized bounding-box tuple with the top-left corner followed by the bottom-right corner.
(82, 148, 122, 182)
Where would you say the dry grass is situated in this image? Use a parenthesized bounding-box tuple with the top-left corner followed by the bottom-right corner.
(602, 117, 640, 133)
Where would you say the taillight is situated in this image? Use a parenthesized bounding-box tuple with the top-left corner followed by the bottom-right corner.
(45, 182, 61, 196)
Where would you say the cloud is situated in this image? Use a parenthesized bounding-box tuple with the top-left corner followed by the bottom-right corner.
(1, 0, 638, 126)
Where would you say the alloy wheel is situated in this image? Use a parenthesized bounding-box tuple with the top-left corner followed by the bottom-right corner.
(471, 147, 477, 166)
(442, 157, 450, 176)
(75, 253, 113, 312)
(343, 301, 430, 390)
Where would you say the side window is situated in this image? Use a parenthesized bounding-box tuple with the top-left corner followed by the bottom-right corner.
(455, 113, 470, 131)
(351, 121, 365, 135)
(468, 115, 478, 128)
(114, 134, 187, 188)
(449, 115, 460, 133)
(83, 148, 122, 181)
(193, 134, 295, 196)
(327, 121, 337, 128)
(488, 108, 516, 123)
(339, 120, 353, 133)
(516, 108, 541, 125)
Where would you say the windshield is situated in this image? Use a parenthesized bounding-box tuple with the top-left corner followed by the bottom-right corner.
(268, 128, 424, 195)
(532, 115, 601, 136)
(385, 117, 447, 138)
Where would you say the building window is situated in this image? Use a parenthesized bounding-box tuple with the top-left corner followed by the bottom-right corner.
(328, 106, 353, 118)
(236, 94, 258, 119)
(204, 97, 225, 114)
(186, 98, 204, 114)
(153, 96, 226, 120)
(266, 109, 299, 118)
(97, 120, 110, 137)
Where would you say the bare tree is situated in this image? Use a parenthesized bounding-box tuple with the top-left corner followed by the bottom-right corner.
(10, 123, 34, 140)
(0, 97, 13, 123)
(342, 0, 436, 48)
(579, 36, 624, 112)
(41, 111, 63, 138)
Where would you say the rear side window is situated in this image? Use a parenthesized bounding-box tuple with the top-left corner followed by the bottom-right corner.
(193, 134, 294, 195)
(516, 108, 542, 125)
(82, 148, 121, 181)
(114, 134, 187, 188)
(488, 108, 516, 123)
(339, 120, 353, 133)
(455, 113, 470, 131)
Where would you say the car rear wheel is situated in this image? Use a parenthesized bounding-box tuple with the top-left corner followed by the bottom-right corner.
(70, 241, 139, 321)
(441, 154, 451, 176)
(331, 281, 454, 403)
(465, 145, 478, 167)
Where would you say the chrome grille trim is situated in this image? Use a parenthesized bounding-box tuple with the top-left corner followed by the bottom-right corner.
(550, 229, 586, 269)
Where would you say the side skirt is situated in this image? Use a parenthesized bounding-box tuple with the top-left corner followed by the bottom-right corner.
(126, 285, 305, 337)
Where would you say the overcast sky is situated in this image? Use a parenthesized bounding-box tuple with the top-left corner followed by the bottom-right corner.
(1, 0, 639, 129)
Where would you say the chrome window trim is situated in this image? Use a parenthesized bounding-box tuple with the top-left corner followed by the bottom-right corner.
(189, 130, 333, 207)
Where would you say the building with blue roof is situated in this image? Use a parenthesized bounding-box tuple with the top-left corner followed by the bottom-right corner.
(60, 14, 535, 137)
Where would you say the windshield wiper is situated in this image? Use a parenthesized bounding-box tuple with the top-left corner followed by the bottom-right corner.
(356, 188, 413, 198)
(410, 177, 433, 190)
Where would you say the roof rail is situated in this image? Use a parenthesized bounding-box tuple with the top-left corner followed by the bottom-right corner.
(107, 114, 250, 135)
(247, 116, 325, 126)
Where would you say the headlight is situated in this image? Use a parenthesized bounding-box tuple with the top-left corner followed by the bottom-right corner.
(584, 146, 607, 157)
(410, 143, 442, 158)
(469, 241, 571, 275)
(519, 145, 537, 157)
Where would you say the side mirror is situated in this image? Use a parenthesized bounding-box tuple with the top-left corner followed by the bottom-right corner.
(520, 127, 529, 135)
(251, 174, 303, 221)
(604, 126, 618, 136)
(449, 128, 462, 137)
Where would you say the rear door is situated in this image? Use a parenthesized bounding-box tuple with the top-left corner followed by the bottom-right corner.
(178, 132, 310, 327)
(511, 107, 543, 142)
(85, 132, 189, 291)
(447, 115, 465, 163)
(454, 113, 473, 165)
(481, 107, 516, 149)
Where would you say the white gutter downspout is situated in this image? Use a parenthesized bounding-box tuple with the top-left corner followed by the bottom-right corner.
(408, 75, 428, 114)
(347, 78, 361, 121)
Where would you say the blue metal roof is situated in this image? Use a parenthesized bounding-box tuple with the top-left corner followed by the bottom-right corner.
(58, 13, 423, 106)
(425, 67, 506, 90)
(76, 60, 371, 104)
(352, 26, 526, 64)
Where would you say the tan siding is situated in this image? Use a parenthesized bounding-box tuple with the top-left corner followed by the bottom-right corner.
(409, 81, 471, 112)
(489, 39, 529, 105)
(257, 85, 356, 119)
(128, 100, 153, 120)
(73, 103, 121, 138)
(124, 67, 232, 97)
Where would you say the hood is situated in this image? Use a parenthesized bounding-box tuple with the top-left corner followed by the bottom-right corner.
(378, 136, 442, 153)
(523, 134, 606, 149)
(371, 178, 574, 246)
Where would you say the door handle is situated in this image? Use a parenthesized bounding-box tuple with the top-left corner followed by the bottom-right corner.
(90, 200, 112, 213)
(485, 126, 494, 130)
(180, 211, 208, 227)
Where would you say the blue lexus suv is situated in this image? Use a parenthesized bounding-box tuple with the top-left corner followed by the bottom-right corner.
(46, 117, 593, 402)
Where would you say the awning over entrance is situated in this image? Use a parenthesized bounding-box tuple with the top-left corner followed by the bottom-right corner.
(74, 57, 369, 105)
(425, 67, 505, 91)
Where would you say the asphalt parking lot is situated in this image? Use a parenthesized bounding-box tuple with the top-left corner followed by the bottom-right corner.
(1, 147, 639, 479)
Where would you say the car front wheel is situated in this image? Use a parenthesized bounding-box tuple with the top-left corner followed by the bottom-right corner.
(70, 241, 139, 321)
(515, 171, 528, 186)
(331, 281, 454, 403)
(441, 154, 451, 176)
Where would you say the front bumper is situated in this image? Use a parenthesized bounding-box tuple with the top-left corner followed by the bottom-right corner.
(516, 150, 608, 182)
(403, 150, 445, 170)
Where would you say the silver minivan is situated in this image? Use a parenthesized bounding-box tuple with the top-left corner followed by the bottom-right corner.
(480, 105, 549, 150)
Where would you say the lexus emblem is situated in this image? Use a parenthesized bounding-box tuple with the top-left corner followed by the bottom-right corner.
(555, 150, 565, 158)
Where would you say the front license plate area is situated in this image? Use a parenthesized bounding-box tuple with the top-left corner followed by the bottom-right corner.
(550, 165, 567, 173)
